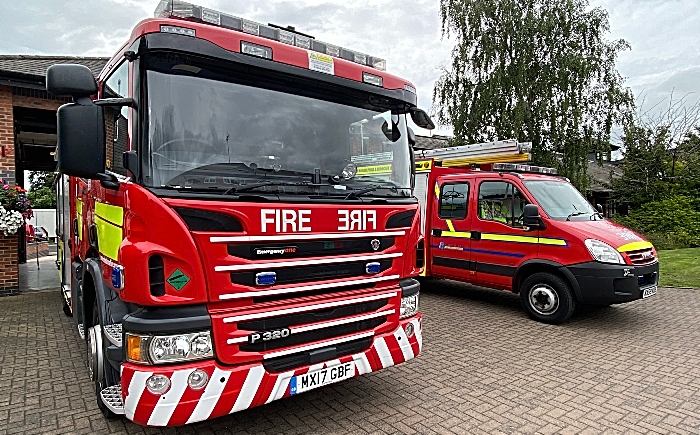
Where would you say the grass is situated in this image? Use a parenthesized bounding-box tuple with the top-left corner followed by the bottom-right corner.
(658, 248, 700, 288)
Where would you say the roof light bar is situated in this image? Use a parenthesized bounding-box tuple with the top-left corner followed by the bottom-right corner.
(154, 0, 387, 71)
(492, 163, 558, 175)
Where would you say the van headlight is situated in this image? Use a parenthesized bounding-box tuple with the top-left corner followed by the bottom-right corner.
(126, 331, 214, 365)
(400, 293, 419, 319)
(584, 239, 624, 264)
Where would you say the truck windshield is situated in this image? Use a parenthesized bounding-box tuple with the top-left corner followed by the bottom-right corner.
(143, 58, 411, 198)
(523, 180, 597, 220)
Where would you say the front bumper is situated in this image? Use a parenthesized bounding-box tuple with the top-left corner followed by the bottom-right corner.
(565, 261, 659, 305)
(120, 315, 421, 426)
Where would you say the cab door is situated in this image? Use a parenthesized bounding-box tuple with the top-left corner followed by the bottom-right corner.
(428, 179, 475, 281)
(470, 179, 533, 290)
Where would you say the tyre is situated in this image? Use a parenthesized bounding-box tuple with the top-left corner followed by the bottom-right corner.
(88, 300, 120, 419)
(519, 272, 576, 324)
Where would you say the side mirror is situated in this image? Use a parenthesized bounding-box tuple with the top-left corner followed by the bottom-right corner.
(55, 103, 106, 179)
(46, 64, 97, 98)
(48, 64, 106, 180)
(596, 204, 603, 214)
(523, 204, 543, 230)
(410, 108, 435, 130)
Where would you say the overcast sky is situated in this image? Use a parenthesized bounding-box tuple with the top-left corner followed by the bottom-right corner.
(2, 0, 698, 138)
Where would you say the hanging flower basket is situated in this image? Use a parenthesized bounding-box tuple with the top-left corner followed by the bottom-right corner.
(0, 179, 33, 236)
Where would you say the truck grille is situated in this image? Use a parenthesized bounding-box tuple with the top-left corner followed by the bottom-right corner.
(627, 248, 656, 265)
(213, 290, 397, 369)
(228, 237, 395, 259)
(230, 259, 392, 287)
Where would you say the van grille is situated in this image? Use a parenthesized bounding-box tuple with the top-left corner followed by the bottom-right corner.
(627, 248, 656, 265)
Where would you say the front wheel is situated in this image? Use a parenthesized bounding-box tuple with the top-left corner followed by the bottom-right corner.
(519, 272, 576, 324)
(88, 300, 120, 419)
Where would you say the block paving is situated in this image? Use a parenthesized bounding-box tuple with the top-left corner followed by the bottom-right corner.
(1, 282, 699, 434)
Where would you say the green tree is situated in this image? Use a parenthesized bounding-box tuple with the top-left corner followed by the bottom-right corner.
(434, 0, 634, 190)
(611, 95, 700, 208)
(27, 171, 56, 209)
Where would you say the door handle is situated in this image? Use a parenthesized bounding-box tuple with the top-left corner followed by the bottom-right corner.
(431, 228, 442, 237)
(471, 231, 481, 241)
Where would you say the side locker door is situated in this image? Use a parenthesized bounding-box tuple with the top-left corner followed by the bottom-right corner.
(428, 180, 473, 281)
(471, 179, 532, 290)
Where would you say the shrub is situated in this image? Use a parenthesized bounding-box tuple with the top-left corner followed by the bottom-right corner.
(614, 195, 700, 249)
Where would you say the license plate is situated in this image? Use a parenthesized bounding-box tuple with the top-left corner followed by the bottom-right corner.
(290, 361, 355, 395)
(642, 286, 657, 298)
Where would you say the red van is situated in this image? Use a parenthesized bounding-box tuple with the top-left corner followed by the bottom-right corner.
(417, 162, 659, 324)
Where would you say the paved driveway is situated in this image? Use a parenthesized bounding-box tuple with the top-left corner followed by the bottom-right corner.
(1, 283, 699, 434)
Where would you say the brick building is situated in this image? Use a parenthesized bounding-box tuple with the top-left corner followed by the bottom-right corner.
(0, 56, 107, 296)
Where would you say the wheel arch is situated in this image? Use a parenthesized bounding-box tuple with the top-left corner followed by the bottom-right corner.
(513, 260, 582, 302)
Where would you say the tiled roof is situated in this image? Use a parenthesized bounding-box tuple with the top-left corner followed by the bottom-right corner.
(588, 160, 622, 192)
(414, 135, 450, 150)
(0, 55, 109, 81)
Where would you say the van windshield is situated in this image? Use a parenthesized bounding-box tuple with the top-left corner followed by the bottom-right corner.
(523, 180, 597, 220)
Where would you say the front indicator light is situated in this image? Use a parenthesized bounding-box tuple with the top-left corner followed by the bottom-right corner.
(126, 334, 146, 363)
(400, 293, 419, 319)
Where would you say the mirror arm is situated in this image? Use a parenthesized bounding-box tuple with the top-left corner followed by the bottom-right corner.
(95, 98, 137, 109)
(97, 173, 120, 190)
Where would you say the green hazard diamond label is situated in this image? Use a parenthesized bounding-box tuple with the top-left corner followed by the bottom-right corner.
(167, 269, 190, 291)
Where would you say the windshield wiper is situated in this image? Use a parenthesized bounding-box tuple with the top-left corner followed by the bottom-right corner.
(223, 180, 311, 195)
(565, 211, 587, 221)
(345, 183, 399, 200)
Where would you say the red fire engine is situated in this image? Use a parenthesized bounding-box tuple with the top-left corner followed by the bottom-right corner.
(50, 0, 429, 426)
(414, 140, 659, 324)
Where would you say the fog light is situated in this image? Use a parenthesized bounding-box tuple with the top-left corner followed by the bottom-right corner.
(404, 322, 414, 338)
(188, 369, 209, 390)
(146, 374, 171, 395)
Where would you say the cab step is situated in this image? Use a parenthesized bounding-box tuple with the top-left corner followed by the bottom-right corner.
(100, 384, 125, 415)
(103, 323, 122, 347)
(77, 323, 85, 340)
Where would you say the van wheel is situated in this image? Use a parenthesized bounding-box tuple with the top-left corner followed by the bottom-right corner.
(520, 272, 575, 324)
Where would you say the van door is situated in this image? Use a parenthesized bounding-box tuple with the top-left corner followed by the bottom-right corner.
(470, 179, 532, 290)
(428, 180, 474, 281)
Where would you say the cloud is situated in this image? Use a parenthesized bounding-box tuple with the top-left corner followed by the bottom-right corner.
(2, 0, 698, 137)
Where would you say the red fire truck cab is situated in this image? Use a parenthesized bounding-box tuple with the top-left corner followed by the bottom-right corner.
(417, 151, 659, 324)
(49, 0, 428, 426)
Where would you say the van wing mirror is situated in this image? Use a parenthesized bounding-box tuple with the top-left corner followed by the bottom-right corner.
(523, 204, 543, 230)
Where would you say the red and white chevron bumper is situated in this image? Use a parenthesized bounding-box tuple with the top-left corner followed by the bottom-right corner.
(121, 316, 421, 426)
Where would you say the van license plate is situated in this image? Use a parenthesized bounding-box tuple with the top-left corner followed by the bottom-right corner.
(290, 361, 355, 395)
(642, 286, 657, 298)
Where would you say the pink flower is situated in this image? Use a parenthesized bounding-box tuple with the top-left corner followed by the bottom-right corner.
(3, 185, 8, 190)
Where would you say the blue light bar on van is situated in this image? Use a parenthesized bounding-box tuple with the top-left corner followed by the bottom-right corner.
(155, 0, 387, 71)
(492, 163, 558, 175)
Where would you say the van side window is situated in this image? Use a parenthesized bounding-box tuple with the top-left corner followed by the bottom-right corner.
(439, 183, 469, 219)
(103, 61, 129, 176)
(478, 181, 529, 227)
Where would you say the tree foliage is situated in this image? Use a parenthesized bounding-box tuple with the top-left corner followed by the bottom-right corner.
(611, 95, 700, 208)
(434, 0, 634, 189)
(27, 171, 56, 209)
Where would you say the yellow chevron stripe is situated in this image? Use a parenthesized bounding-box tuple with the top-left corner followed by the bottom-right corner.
(439, 230, 567, 246)
(617, 241, 654, 252)
(434, 183, 440, 199)
(446, 220, 455, 232)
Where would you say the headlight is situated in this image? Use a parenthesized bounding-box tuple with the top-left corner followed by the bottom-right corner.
(126, 331, 214, 365)
(584, 239, 624, 264)
(400, 293, 419, 319)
